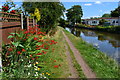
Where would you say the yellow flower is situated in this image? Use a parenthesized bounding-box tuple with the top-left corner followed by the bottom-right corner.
(42, 73, 44, 75)
(48, 74, 50, 76)
(37, 68, 40, 71)
(46, 72, 48, 74)
(36, 62, 38, 64)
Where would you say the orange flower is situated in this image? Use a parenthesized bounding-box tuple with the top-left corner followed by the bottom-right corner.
(54, 65, 59, 68)
(8, 48, 12, 51)
(22, 49, 26, 52)
(17, 51, 21, 55)
(34, 37, 38, 40)
(36, 53, 42, 55)
(54, 60, 56, 62)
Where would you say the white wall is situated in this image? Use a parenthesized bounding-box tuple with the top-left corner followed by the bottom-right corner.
(105, 19, 119, 26)
(84, 18, 119, 26)
(86, 20, 99, 25)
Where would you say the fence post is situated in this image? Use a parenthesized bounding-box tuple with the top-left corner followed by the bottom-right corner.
(21, 13, 23, 29)
(0, 22, 2, 74)
(27, 16, 29, 30)
(33, 18, 34, 26)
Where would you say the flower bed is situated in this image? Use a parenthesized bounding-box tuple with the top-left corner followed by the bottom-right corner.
(2, 26, 57, 78)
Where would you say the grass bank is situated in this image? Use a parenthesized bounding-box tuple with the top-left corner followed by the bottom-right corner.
(75, 24, 120, 34)
(41, 27, 71, 78)
(45, 27, 86, 78)
(61, 27, 120, 78)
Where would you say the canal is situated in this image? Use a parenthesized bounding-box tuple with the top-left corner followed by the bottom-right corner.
(65, 27, 120, 63)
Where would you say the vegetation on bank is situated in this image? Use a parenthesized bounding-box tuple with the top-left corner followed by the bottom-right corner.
(75, 24, 120, 33)
(1, 26, 71, 78)
(62, 27, 120, 78)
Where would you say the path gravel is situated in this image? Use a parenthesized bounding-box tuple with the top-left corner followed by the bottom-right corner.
(62, 31, 97, 78)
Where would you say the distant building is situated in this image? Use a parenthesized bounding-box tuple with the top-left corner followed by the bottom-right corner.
(83, 17, 119, 26)
(83, 1, 120, 26)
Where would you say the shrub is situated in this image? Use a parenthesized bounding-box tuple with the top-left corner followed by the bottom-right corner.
(1, 26, 57, 78)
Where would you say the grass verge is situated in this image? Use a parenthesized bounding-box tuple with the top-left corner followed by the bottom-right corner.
(61, 27, 120, 78)
(40, 27, 70, 78)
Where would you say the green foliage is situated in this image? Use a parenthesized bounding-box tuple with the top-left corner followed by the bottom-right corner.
(22, 2, 65, 32)
(111, 6, 120, 17)
(66, 5, 83, 25)
(34, 8, 41, 22)
(99, 19, 108, 25)
(102, 14, 111, 18)
(2, 26, 57, 78)
(58, 18, 66, 28)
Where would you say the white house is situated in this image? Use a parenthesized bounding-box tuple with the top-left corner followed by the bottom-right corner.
(83, 17, 119, 26)
(82, 1, 120, 26)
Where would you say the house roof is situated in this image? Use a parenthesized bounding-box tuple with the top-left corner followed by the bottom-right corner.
(83, 17, 119, 20)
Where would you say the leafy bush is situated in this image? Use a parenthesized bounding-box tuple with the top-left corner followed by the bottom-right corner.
(2, 26, 57, 78)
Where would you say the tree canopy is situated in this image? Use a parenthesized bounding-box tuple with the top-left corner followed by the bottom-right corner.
(22, 2, 65, 32)
(66, 5, 83, 25)
(110, 6, 120, 17)
(102, 14, 111, 18)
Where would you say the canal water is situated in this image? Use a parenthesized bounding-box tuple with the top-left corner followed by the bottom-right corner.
(65, 27, 120, 63)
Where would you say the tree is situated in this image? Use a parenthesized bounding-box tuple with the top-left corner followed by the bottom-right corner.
(102, 14, 111, 18)
(58, 18, 66, 28)
(22, 2, 65, 32)
(110, 6, 120, 17)
(99, 19, 108, 25)
(66, 5, 83, 25)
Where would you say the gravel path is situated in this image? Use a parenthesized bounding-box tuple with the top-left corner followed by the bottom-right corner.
(64, 43, 79, 78)
(62, 31, 97, 78)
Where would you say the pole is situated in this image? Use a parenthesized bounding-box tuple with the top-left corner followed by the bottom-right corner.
(21, 13, 23, 29)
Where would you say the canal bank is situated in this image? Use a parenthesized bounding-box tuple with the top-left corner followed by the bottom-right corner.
(60, 27, 119, 78)
(67, 24, 120, 34)
(65, 27, 120, 63)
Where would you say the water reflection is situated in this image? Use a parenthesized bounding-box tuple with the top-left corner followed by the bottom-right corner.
(65, 27, 120, 63)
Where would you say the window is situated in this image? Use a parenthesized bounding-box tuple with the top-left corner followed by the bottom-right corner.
(112, 20, 115, 23)
(116, 21, 118, 23)
(92, 21, 97, 23)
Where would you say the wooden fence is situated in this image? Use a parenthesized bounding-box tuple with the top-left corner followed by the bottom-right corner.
(0, 12, 37, 45)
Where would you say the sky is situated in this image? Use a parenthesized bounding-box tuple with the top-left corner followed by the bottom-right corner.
(62, 2, 119, 19)
(0, 1, 119, 19)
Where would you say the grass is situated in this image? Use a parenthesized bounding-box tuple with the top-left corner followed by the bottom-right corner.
(40, 27, 70, 78)
(61, 27, 120, 78)
(65, 40, 86, 78)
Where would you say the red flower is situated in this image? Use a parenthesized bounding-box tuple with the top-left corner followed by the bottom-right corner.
(54, 65, 59, 68)
(36, 53, 42, 55)
(32, 58, 35, 60)
(22, 49, 26, 52)
(10, 10, 16, 14)
(52, 48, 55, 50)
(45, 48, 49, 49)
(17, 51, 21, 55)
(54, 60, 56, 62)
(35, 57, 38, 59)
(8, 48, 12, 51)
(34, 37, 38, 40)
(24, 31, 29, 34)
(6, 53, 10, 56)
(37, 32, 43, 35)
